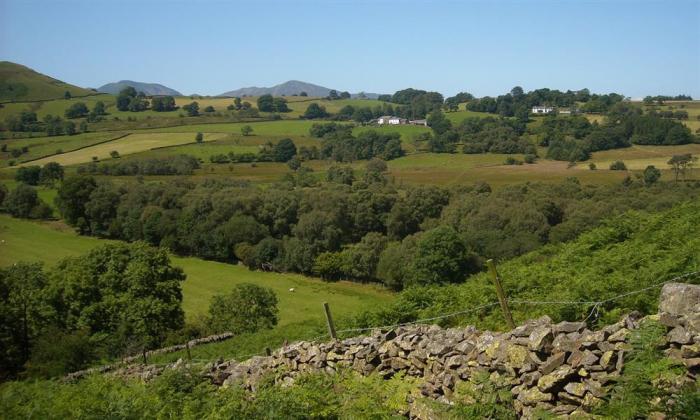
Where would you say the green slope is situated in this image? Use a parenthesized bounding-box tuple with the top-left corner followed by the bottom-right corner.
(353, 200, 700, 331)
(0, 61, 94, 102)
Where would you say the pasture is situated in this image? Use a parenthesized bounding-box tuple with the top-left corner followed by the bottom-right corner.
(20, 132, 227, 167)
(444, 108, 493, 123)
(0, 94, 388, 124)
(0, 215, 392, 324)
(581, 143, 700, 171)
(386, 153, 629, 187)
(0, 131, 127, 167)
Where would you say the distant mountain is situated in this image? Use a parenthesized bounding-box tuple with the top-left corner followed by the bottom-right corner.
(0, 61, 95, 102)
(219, 80, 382, 99)
(97, 80, 182, 96)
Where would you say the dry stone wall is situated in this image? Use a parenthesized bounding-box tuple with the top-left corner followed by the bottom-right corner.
(117, 283, 700, 418)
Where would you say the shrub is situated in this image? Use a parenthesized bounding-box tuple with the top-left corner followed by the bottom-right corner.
(207, 283, 279, 334)
(609, 160, 627, 170)
(4, 184, 50, 219)
(643, 165, 661, 186)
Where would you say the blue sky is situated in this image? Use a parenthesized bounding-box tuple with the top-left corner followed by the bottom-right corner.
(1, 0, 699, 98)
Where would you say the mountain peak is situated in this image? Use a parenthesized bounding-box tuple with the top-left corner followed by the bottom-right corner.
(219, 80, 332, 98)
(97, 80, 182, 96)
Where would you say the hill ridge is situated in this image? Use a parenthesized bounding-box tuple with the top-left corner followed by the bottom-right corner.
(219, 79, 381, 99)
(0, 61, 94, 101)
(97, 80, 182, 96)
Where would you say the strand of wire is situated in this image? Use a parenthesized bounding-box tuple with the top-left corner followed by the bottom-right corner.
(85, 271, 700, 371)
(336, 270, 700, 337)
(334, 301, 501, 335)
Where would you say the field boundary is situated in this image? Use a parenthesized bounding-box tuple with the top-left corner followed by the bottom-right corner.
(17, 133, 131, 165)
(64, 332, 235, 381)
(90, 116, 279, 134)
(0, 92, 109, 105)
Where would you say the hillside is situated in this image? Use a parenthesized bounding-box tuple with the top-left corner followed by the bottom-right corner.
(351, 200, 700, 333)
(0, 61, 94, 102)
(97, 80, 182, 96)
(219, 80, 381, 99)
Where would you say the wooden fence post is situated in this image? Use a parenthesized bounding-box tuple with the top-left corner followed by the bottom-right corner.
(142, 348, 148, 364)
(323, 302, 337, 340)
(265, 347, 272, 356)
(185, 341, 192, 362)
(487, 259, 516, 330)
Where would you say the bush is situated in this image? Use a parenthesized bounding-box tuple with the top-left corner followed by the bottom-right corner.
(609, 160, 627, 170)
(207, 283, 279, 334)
(405, 225, 479, 287)
(4, 184, 50, 219)
(241, 125, 253, 136)
(643, 165, 661, 186)
(303, 103, 329, 119)
(15, 165, 41, 185)
(39, 162, 64, 184)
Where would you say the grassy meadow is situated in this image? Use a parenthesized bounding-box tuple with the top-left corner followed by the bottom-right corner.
(21, 132, 227, 167)
(0, 131, 128, 167)
(0, 215, 392, 325)
(581, 143, 700, 171)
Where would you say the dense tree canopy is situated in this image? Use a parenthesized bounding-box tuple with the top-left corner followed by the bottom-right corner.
(151, 96, 176, 112)
(0, 243, 185, 378)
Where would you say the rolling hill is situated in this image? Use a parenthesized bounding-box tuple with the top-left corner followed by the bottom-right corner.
(219, 80, 381, 99)
(97, 80, 182, 96)
(0, 61, 95, 102)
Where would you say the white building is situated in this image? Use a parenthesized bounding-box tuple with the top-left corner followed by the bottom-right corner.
(531, 106, 555, 114)
(409, 119, 428, 126)
(377, 115, 406, 125)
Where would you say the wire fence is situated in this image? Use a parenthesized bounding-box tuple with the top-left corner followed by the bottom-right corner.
(66, 270, 700, 377)
(329, 269, 700, 340)
(223, 269, 700, 363)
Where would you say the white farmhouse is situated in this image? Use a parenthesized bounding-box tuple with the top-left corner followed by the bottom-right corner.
(377, 115, 407, 125)
(531, 106, 555, 114)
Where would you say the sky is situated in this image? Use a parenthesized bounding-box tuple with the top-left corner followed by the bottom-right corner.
(1, 0, 699, 98)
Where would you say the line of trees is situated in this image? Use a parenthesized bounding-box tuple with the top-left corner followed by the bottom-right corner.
(461, 87, 625, 117)
(310, 123, 404, 162)
(378, 88, 444, 119)
(257, 94, 290, 113)
(76, 155, 201, 176)
(420, 111, 535, 154)
(541, 104, 694, 162)
(33, 171, 700, 294)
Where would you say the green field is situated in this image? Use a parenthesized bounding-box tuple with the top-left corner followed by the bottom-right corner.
(0, 94, 387, 123)
(444, 107, 493, 123)
(580, 143, 700, 171)
(20, 132, 227, 167)
(139, 119, 318, 135)
(0, 215, 392, 325)
(0, 131, 128, 167)
(1, 119, 427, 168)
(385, 153, 629, 186)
